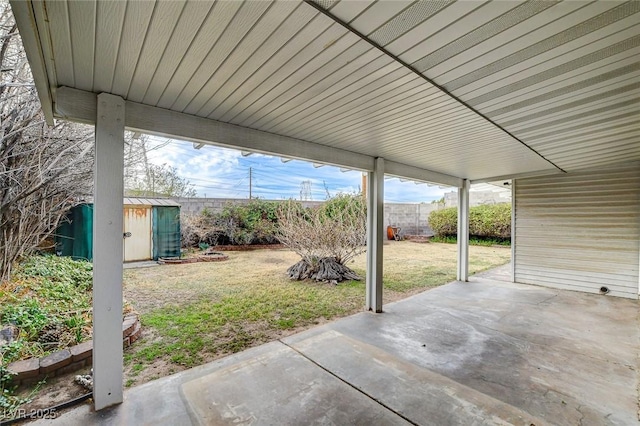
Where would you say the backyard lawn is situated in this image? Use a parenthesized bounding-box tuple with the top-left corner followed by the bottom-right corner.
(122, 241, 510, 387)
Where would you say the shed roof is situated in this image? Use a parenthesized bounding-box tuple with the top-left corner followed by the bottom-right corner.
(80, 197, 181, 207)
(10, 0, 640, 185)
(123, 198, 181, 207)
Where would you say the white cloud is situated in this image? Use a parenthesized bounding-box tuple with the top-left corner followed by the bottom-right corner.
(141, 137, 449, 202)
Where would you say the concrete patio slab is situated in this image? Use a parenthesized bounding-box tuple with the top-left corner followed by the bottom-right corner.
(181, 342, 410, 426)
(33, 268, 638, 425)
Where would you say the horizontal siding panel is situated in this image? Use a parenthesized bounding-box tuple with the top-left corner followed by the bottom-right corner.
(514, 166, 640, 298)
(515, 268, 638, 287)
(517, 242, 639, 254)
(515, 276, 637, 300)
(516, 273, 636, 294)
(516, 256, 638, 276)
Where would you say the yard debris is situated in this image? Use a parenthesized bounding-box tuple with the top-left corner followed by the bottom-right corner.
(74, 372, 93, 391)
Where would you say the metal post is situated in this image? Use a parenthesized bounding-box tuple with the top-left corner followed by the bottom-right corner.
(93, 93, 125, 410)
(366, 158, 384, 312)
(457, 179, 470, 282)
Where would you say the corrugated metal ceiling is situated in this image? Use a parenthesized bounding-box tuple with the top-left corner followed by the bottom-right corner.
(16, 0, 640, 181)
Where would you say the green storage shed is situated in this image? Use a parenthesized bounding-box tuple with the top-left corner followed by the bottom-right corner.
(56, 198, 181, 262)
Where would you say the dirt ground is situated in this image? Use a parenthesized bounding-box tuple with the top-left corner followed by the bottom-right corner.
(8, 241, 510, 420)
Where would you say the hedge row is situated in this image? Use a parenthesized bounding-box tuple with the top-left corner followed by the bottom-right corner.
(428, 203, 511, 238)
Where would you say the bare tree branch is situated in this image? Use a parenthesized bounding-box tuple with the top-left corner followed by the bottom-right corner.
(0, 1, 93, 280)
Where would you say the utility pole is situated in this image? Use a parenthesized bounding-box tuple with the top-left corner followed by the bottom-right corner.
(249, 167, 252, 199)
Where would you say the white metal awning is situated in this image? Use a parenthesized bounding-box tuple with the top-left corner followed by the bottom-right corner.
(11, 0, 640, 185)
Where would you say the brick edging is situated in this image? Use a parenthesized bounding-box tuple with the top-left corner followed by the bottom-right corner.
(6, 314, 141, 386)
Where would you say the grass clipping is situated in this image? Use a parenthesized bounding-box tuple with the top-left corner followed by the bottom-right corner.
(278, 194, 366, 283)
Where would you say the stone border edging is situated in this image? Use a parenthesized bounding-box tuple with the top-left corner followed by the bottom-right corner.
(6, 314, 141, 387)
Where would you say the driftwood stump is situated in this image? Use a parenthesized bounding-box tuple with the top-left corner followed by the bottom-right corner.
(286, 257, 361, 283)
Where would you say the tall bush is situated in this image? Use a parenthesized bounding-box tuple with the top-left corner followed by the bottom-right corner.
(428, 203, 511, 238)
(217, 200, 280, 245)
(278, 194, 366, 282)
(426, 207, 458, 237)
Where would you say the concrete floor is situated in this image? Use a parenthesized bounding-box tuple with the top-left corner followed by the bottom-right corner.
(35, 266, 639, 425)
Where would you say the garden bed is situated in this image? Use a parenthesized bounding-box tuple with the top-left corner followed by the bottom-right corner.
(6, 314, 141, 387)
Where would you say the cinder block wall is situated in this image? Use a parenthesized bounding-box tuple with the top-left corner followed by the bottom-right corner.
(174, 198, 442, 236)
(383, 203, 440, 236)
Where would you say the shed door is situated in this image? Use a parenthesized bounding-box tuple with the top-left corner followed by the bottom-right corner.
(514, 165, 640, 299)
(123, 207, 152, 261)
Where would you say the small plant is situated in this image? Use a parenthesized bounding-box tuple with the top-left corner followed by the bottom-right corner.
(0, 364, 24, 416)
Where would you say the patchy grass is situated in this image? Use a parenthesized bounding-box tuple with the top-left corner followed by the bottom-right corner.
(123, 242, 510, 387)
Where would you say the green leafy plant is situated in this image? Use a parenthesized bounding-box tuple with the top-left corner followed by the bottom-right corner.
(14, 255, 93, 290)
(0, 255, 95, 364)
(2, 300, 49, 340)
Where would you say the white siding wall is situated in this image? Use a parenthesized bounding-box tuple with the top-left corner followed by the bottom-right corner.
(514, 165, 640, 299)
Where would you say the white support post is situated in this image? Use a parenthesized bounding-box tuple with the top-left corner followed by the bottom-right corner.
(366, 158, 384, 312)
(93, 93, 125, 410)
(511, 179, 516, 283)
(457, 179, 470, 282)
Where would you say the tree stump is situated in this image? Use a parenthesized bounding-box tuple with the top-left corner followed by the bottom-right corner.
(286, 257, 361, 283)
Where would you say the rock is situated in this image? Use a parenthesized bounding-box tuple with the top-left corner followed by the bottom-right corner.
(74, 373, 93, 391)
(0, 325, 17, 346)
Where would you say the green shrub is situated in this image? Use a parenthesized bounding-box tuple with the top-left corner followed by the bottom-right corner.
(216, 199, 281, 245)
(182, 199, 285, 247)
(428, 203, 511, 239)
(427, 207, 458, 236)
(469, 204, 511, 238)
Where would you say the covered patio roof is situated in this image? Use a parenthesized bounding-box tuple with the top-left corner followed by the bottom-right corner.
(12, 0, 640, 185)
(10, 0, 640, 413)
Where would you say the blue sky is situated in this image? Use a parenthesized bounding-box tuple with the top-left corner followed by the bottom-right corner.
(145, 137, 451, 203)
